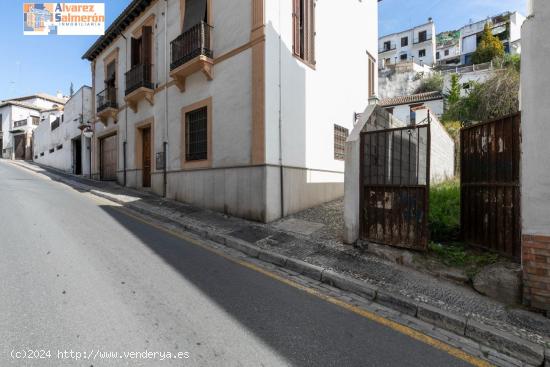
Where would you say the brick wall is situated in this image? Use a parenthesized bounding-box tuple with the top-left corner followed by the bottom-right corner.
(523, 234, 550, 311)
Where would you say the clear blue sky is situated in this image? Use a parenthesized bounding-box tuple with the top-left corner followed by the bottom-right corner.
(379, 0, 527, 36)
(0, 0, 528, 101)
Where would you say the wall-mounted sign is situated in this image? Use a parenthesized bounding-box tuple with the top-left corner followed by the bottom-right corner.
(24, 3, 105, 35)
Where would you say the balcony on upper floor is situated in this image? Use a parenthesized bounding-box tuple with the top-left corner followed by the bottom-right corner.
(169, 21, 214, 92)
(413, 35, 433, 45)
(379, 43, 397, 53)
(125, 63, 154, 113)
(96, 86, 118, 124)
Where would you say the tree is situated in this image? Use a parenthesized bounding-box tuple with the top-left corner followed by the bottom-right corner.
(69, 82, 74, 97)
(471, 23, 504, 64)
(446, 74, 461, 106)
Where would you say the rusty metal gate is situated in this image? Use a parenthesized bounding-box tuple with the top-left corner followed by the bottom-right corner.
(360, 123, 431, 251)
(460, 113, 521, 261)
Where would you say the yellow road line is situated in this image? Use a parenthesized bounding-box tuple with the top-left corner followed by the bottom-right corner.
(110, 204, 492, 367)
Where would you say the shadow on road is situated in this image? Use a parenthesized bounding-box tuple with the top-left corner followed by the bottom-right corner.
(97, 204, 471, 367)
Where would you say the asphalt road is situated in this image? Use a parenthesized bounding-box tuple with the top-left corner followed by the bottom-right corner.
(0, 160, 474, 367)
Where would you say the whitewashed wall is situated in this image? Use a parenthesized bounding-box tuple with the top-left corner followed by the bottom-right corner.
(33, 87, 92, 174)
(521, 0, 550, 235)
(386, 99, 444, 123)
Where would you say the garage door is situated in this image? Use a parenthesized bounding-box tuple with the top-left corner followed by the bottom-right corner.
(100, 134, 117, 181)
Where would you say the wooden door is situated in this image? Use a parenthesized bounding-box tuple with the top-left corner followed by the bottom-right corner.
(100, 134, 117, 181)
(14, 134, 25, 160)
(142, 127, 151, 188)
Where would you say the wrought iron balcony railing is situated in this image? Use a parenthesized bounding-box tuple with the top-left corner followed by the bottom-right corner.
(170, 21, 213, 71)
(125, 63, 154, 95)
(97, 87, 117, 112)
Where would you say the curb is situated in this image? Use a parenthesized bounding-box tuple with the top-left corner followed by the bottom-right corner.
(11, 160, 547, 367)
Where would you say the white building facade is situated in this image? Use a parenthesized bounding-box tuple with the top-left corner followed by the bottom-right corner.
(83, 0, 380, 222)
(33, 86, 93, 176)
(0, 94, 66, 160)
(520, 0, 550, 311)
(378, 20, 436, 68)
(460, 11, 525, 65)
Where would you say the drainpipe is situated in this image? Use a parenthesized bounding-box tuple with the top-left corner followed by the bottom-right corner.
(163, 0, 169, 198)
(278, 1, 284, 218)
(121, 33, 128, 187)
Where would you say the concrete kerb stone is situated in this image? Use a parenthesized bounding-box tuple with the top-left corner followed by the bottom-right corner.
(465, 319, 545, 366)
(258, 249, 288, 267)
(417, 303, 467, 336)
(225, 236, 260, 258)
(321, 270, 377, 301)
(14, 161, 550, 367)
(375, 291, 418, 317)
(285, 258, 324, 281)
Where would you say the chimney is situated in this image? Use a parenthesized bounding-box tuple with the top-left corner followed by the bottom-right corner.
(56, 90, 63, 99)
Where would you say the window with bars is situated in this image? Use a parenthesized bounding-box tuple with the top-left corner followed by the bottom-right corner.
(334, 124, 349, 161)
(185, 106, 208, 161)
(293, 0, 315, 65)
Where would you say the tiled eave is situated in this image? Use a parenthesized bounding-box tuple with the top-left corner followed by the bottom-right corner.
(82, 0, 153, 61)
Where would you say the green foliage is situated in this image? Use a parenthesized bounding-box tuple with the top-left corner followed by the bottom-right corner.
(441, 120, 461, 140)
(446, 74, 461, 106)
(493, 54, 521, 72)
(429, 179, 460, 242)
(442, 67, 519, 123)
(414, 73, 444, 94)
(472, 23, 505, 64)
(428, 242, 500, 278)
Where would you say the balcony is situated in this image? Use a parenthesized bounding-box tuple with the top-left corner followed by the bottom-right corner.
(413, 36, 433, 45)
(169, 22, 214, 92)
(379, 43, 396, 53)
(96, 87, 118, 124)
(125, 63, 154, 112)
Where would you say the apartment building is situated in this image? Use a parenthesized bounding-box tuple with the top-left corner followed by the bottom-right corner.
(0, 93, 67, 160)
(436, 30, 461, 66)
(33, 86, 93, 175)
(378, 19, 436, 68)
(82, 0, 379, 222)
(460, 11, 525, 65)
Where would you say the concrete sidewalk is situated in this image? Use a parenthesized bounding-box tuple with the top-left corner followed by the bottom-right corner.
(8, 159, 550, 367)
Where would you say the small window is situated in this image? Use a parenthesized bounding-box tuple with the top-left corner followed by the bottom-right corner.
(418, 30, 427, 43)
(401, 37, 408, 47)
(419, 49, 426, 58)
(334, 124, 349, 161)
(293, 0, 316, 65)
(57, 144, 63, 150)
(32, 116, 40, 126)
(49, 148, 54, 154)
(34, 155, 38, 159)
(383, 41, 391, 51)
(400, 54, 408, 61)
(436, 52, 440, 59)
(385, 107, 394, 114)
(185, 106, 208, 161)
(445, 49, 450, 56)
(61, 115, 64, 123)
(40, 152, 44, 156)
(14, 119, 27, 128)
(368, 53, 376, 97)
